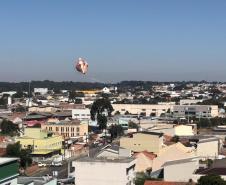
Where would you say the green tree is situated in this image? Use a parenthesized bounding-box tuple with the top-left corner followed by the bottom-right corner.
(1, 119, 17, 136)
(6, 142, 21, 156)
(69, 91, 76, 102)
(171, 135, 179, 143)
(197, 174, 226, 185)
(97, 114, 107, 130)
(109, 124, 124, 139)
(128, 121, 139, 129)
(90, 98, 113, 130)
(6, 142, 32, 168)
(13, 91, 27, 98)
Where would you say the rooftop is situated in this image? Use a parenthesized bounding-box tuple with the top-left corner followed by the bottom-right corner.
(17, 176, 56, 185)
(144, 181, 188, 185)
(76, 156, 135, 163)
(0, 157, 18, 166)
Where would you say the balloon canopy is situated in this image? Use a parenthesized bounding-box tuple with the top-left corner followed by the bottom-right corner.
(75, 58, 88, 74)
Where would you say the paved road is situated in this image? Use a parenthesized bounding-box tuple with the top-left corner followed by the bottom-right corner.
(31, 153, 88, 179)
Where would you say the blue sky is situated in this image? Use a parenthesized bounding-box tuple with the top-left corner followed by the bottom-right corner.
(0, 0, 226, 82)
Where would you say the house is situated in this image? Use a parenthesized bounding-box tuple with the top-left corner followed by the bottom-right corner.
(34, 88, 48, 95)
(134, 151, 156, 173)
(0, 157, 19, 185)
(163, 157, 199, 182)
(73, 156, 136, 185)
(190, 137, 219, 159)
(152, 142, 195, 172)
(192, 158, 226, 182)
(15, 128, 63, 159)
(95, 144, 131, 158)
(174, 125, 195, 136)
(120, 132, 164, 155)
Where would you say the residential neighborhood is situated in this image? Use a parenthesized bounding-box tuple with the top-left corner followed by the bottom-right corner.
(1, 81, 226, 184)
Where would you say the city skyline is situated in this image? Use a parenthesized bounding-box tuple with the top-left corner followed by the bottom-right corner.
(0, 0, 226, 82)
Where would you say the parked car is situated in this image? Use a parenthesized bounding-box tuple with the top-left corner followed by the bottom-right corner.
(38, 162, 47, 167)
(51, 162, 63, 167)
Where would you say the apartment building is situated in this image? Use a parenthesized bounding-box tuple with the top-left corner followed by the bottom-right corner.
(42, 120, 88, 138)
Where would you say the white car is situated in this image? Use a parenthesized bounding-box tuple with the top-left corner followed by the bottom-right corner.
(51, 162, 63, 167)
(38, 162, 47, 167)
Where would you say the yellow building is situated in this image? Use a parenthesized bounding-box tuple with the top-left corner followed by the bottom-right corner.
(41, 120, 88, 138)
(120, 132, 163, 155)
(15, 128, 63, 157)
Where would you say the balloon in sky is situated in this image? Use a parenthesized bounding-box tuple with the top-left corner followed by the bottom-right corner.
(75, 58, 88, 74)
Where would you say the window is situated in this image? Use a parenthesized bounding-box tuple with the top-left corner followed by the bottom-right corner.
(152, 109, 156, 111)
(61, 127, 64, 132)
(76, 127, 80, 132)
(71, 127, 74, 132)
(121, 109, 125, 111)
(56, 127, 59, 132)
(142, 109, 146, 111)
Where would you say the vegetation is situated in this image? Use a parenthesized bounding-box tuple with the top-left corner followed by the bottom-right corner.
(108, 124, 124, 139)
(197, 174, 226, 185)
(171, 135, 179, 143)
(6, 142, 32, 168)
(91, 98, 114, 130)
(196, 117, 226, 128)
(0, 119, 18, 136)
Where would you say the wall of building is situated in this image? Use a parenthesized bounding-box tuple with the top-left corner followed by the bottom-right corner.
(72, 109, 90, 120)
(164, 158, 199, 182)
(42, 123, 88, 138)
(73, 160, 135, 185)
(120, 133, 163, 155)
(174, 125, 194, 136)
(196, 139, 219, 158)
(112, 104, 173, 117)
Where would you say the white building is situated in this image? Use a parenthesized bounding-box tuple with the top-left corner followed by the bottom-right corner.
(173, 105, 219, 118)
(179, 99, 203, 105)
(73, 157, 136, 185)
(72, 108, 90, 120)
(102, 87, 110, 94)
(195, 137, 219, 159)
(112, 104, 173, 117)
(163, 157, 199, 182)
(34, 88, 48, 95)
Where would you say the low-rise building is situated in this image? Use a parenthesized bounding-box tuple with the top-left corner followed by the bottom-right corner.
(120, 132, 163, 155)
(73, 156, 136, 185)
(41, 120, 88, 138)
(163, 157, 199, 182)
(72, 108, 90, 120)
(112, 104, 173, 117)
(15, 128, 63, 159)
(0, 157, 19, 185)
(173, 105, 219, 118)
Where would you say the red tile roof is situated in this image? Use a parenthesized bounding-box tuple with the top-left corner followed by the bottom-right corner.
(134, 151, 156, 160)
(144, 181, 188, 185)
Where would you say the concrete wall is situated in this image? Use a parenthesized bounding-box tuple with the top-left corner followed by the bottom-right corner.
(72, 109, 90, 120)
(174, 125, 194, 136)
(73, 160, 136, 185)
(164, 158, 199, 182)
(42, 123, 88, 138)
(196, 140, 219, 158)
(120, 133, 163, 155)
(112, 104, 173, 117)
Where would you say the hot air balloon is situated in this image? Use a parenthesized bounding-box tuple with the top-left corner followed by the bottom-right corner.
(75, 58, 88, 74)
